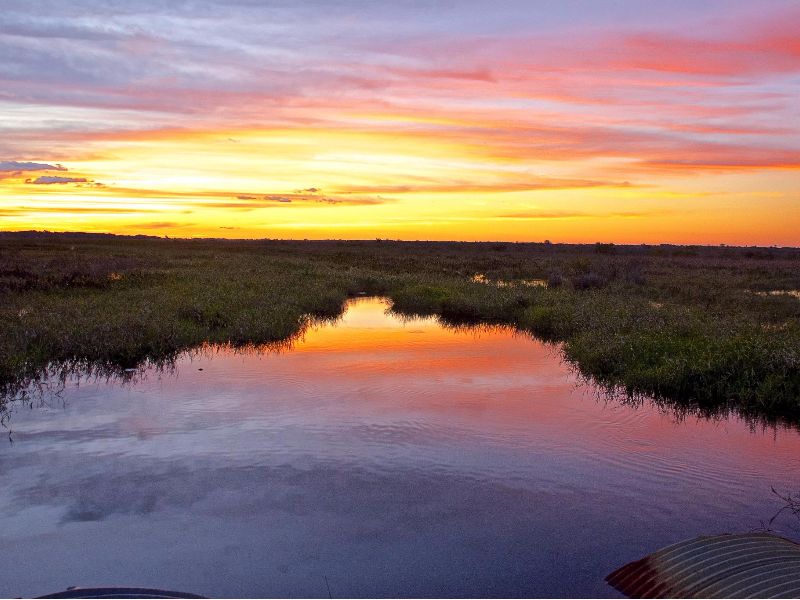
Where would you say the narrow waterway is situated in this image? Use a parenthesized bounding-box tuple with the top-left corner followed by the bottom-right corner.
(1, 297, 798, 598)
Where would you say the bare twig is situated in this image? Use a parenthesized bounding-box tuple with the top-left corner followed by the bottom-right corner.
(754, 487, 800, 534)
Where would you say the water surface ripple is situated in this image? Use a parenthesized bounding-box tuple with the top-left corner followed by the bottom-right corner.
(1, 298, 798, 598)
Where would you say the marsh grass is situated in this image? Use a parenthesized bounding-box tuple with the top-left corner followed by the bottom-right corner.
(2, 234, 799, 424)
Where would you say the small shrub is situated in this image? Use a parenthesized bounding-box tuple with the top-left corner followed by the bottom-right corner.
(389, 284, 452, 316)
(571, 272, 608, 290)
(440, 296, 483, 322)
(567, 258, 593, 274)
(625, 265, 646, 286)
(595, 242, 617, 255)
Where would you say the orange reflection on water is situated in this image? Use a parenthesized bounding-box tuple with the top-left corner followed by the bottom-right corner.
(205, 298, 800, 478)
(3, 297, 800, 599)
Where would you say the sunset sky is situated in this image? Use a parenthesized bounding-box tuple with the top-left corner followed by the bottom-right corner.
(1, 0, 799, 244)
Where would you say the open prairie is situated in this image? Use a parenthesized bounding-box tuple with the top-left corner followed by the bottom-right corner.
(3, 233, 799, 425)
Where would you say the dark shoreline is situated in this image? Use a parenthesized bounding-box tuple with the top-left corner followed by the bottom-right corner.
(2, 229, 799, 256)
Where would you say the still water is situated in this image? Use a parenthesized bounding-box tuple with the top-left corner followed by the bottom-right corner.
(1, 298, 798, 598)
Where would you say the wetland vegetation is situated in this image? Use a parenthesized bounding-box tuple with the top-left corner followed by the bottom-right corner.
(2, 232, 799, 424)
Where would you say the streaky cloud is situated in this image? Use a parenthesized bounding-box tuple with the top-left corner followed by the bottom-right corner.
(28, 176, 88, 184)
(0, 161, 67, 172)
(496, 211, 666, 220)
(133, 221, 189, 229)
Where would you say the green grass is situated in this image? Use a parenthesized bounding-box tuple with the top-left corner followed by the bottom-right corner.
(2, 234, 800, 424)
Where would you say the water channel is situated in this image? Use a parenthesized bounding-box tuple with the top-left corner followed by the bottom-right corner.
(1, 298, 798, 598)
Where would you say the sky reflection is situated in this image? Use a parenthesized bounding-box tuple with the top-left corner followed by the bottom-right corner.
(1, 298, 798, 598)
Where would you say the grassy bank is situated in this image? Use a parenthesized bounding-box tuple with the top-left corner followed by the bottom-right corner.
(2, 234, 800, 424)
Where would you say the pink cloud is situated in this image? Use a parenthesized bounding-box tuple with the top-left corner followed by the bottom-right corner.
(2, 1, 798, 188)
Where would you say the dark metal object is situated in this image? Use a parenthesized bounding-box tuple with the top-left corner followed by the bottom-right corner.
(606, 532, 800, 598)
(36, 587, 206, 599)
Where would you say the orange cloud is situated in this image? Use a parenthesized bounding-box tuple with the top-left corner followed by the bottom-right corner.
(2, 2, 799, 244)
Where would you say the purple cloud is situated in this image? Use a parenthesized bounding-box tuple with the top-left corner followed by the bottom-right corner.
(0, 161, 67, 172)
(28, 176, 88, 184)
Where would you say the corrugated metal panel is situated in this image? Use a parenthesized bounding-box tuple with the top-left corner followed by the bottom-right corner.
(606, 533, 800, 598)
